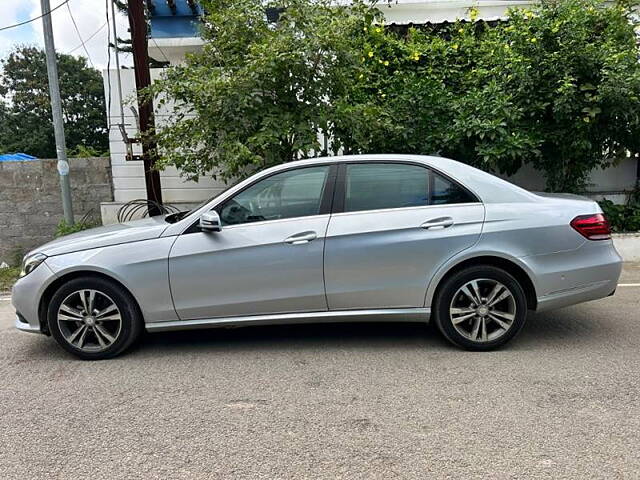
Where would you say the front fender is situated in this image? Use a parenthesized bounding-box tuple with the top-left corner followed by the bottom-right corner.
(45, 237, 179, 323)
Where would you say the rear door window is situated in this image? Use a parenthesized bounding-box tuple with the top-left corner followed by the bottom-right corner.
(430, 172, 476, 205)
(344, 163, 429, 213)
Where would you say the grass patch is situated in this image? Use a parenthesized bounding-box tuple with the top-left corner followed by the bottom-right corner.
(0, 267, 20, 292)
(55, 219, 99, 237)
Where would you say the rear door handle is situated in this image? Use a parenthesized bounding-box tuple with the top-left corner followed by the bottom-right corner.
(421, 217, 454, 230)
(284, 231, 317, 245)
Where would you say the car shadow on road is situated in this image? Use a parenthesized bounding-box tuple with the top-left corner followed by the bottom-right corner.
(17, 304, 617, 361)
(128, 304, 615, 357)
(137, 321, 448, 354)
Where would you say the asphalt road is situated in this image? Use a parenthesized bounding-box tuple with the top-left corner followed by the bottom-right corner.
(1, 264, 639, 479)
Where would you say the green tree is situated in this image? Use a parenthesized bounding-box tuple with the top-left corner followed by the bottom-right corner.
(0, 46, 108, 158)
(149, 0, 375, 181)
(332, 18, 539, 175)
(488, 0, 640, 191)
(150, 0, 640, 192)
(337, 0, 640, 191)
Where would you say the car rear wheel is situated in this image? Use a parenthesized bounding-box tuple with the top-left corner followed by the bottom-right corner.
(47, 277, 143, 360)
(433, 265, 528, 350)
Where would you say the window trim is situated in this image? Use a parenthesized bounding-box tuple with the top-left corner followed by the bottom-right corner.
(185, 163, 338, 232)
(330, 202, 483, 218)
(332, 160, 481, 215)
(217, 213, 332, 231)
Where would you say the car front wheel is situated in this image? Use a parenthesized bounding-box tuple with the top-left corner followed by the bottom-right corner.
(47, 276, 143, 360)
(433, 265, 528, 350)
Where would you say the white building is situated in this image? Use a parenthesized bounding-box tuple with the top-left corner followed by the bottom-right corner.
(101, 0, 637, 223)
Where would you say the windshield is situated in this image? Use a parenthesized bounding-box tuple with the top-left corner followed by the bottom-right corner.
(164, 180, 240, 224)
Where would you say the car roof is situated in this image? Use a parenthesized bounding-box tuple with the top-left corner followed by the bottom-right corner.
(267, 154, 536, 204)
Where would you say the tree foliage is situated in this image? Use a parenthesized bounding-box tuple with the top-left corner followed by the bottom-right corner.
(0, 46, 108, 158)
(473, 0, 640, 191)
(149, 0, 374, 181)
(150, 0, 640, 192)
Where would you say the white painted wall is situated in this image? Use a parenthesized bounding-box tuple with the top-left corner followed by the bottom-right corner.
(148, 37, 204, 65)
(377, 0, 535, 24)
(613, 233, 640, 262)
(102, 68, 227, 207)
(493, 158, 638, 200)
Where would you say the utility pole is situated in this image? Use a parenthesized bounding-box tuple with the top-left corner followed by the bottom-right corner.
(40, 0, 74, 225)
(127, 0, 163, 215)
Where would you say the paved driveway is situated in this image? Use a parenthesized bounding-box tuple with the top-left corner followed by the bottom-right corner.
(1, 264, 639, 479)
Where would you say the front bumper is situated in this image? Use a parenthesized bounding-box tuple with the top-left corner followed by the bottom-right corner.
(15, 313, 41, 333)
(11, 260, 57, 334)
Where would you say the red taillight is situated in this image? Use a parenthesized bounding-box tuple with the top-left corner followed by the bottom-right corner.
(570, 213, 611, 240)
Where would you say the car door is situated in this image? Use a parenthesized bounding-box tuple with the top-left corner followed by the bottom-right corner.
(324, 161, 485, 310)
(169, 164, 336, 320)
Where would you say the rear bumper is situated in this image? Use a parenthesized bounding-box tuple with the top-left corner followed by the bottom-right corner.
(525, 240, 623, 312)
(536, 278, 619, 311)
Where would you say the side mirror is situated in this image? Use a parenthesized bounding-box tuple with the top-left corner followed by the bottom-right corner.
(199, 211, 222, 232)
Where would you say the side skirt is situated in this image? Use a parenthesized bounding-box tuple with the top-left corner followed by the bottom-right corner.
(145, 308, 431, 332)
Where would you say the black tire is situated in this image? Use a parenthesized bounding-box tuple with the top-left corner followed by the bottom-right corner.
(47, 276, 143, 360)
(433, 265, 528, 350)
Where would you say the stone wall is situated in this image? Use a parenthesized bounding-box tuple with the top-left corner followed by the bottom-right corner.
(0, 157, 113, 265)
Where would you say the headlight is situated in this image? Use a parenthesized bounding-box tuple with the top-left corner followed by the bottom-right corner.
(20, 253, 47, 278)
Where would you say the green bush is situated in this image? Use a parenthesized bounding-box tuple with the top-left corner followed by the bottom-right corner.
(599, 199, 640, 232)
(67, 144, 109, 158)
(0, 267, 20, 292)
(55, 219, 99, 238)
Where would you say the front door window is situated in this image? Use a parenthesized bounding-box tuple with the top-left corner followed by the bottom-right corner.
(220, 166, 330, 226)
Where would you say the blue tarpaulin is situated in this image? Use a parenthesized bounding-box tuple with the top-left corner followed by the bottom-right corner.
(0, 153, 37, 162)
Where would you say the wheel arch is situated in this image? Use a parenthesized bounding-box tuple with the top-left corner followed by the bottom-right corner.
(427, 255, 538, 311)
(38, 270, 144, 335)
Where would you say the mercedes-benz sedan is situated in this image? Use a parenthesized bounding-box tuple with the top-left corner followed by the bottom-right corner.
(13, 155, 622, 359)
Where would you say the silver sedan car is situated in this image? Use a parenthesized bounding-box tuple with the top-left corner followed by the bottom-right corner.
(13, 155, 622, 359)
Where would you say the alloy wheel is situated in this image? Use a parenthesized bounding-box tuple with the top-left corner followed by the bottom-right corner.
(57, 289, 122, 352)
(449, 278, 517, 343)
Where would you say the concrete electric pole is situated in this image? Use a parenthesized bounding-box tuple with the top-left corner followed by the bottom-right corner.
(127, 0, 163, 215)
(40, 0, 74, 225)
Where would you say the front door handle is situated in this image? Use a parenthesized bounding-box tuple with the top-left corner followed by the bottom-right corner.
(284, 231, 317, 245)
(421, 217, 454, 230)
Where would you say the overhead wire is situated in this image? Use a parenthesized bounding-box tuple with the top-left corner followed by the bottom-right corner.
(65, 1, 94, 67)
(0, 0, 71, 32)
(151, 37, 171, 64)
(67, 21, 107, 54)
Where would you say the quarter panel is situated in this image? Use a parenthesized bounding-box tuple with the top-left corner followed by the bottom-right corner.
(423, 202, 586, 308)
(423, 201, 621, 309)
(45, 237, 177, 323)
(480, 202, 586, 257)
